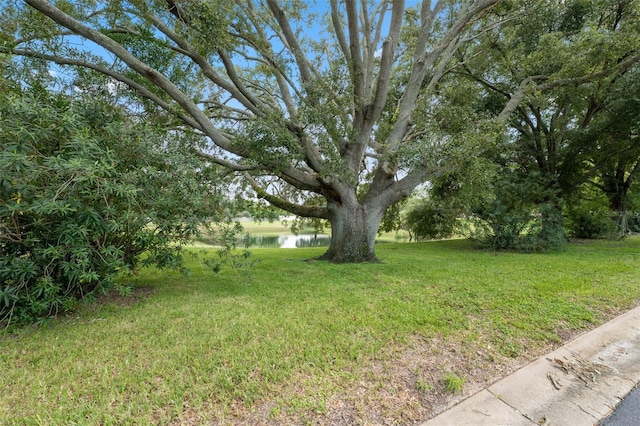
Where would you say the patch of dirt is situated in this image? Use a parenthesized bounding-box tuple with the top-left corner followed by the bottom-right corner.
(93, 286, 156, 307)
(197, 332, 562, 426)
(555, 325, 584, 342)
(317, 335, 532, 425)
(171, 316, 621, 425)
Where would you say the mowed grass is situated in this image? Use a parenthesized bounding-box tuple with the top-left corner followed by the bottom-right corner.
(2, 238, 640, 424)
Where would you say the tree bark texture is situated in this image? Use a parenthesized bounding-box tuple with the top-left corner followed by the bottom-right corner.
(318, 199, 385, 263)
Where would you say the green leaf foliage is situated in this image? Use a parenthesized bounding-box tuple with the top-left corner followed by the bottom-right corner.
(0, 82, 232, 326)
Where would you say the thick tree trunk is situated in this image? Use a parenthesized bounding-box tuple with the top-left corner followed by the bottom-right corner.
(606, 188, 630, 236)
(603, 166, 632, 236)
(618, 209, 629, 237)
(317, 200, 384, 263)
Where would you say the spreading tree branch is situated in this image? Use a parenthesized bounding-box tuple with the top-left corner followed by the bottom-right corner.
(2, 46, 202, 131)
(244, 173, 331, 219)
(496, 52, 640, 123)
(23, 0, 245, 158)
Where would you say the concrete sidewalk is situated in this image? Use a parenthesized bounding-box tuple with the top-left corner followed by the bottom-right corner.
(422, 306, 640, 426)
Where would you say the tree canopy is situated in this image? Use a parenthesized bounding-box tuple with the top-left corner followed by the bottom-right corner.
(1, 0, 505, 262)
(2, 0, 639, 261)
(419, 0, 640, 248)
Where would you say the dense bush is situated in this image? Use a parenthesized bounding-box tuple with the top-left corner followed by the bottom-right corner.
(404, 201, 459, 241)
(469, 174, 566, 252)
(566, 206, 618, 239)
(0, 88, 230, 326)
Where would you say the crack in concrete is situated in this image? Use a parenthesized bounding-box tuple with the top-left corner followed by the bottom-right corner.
(489, 390, 538, 425)
(576, 403, 599, 420)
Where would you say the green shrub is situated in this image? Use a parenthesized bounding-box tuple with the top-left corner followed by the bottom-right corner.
(470, 172, 567, 252)
(404, 201, 460, 241)
(566, 206, 617, 239)
(0, 88, 232, 326)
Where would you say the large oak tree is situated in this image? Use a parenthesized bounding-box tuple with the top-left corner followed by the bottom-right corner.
(3, 0, 517, 262)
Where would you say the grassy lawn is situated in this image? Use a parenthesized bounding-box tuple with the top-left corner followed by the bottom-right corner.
(2, 238, 640, 424)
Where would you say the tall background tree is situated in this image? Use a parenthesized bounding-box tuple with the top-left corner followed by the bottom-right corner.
(582, 65, 640, 235)
(448, 0, 640, 248)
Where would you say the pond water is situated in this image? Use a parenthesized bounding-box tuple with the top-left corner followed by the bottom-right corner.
(244, 234, 331, 248)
